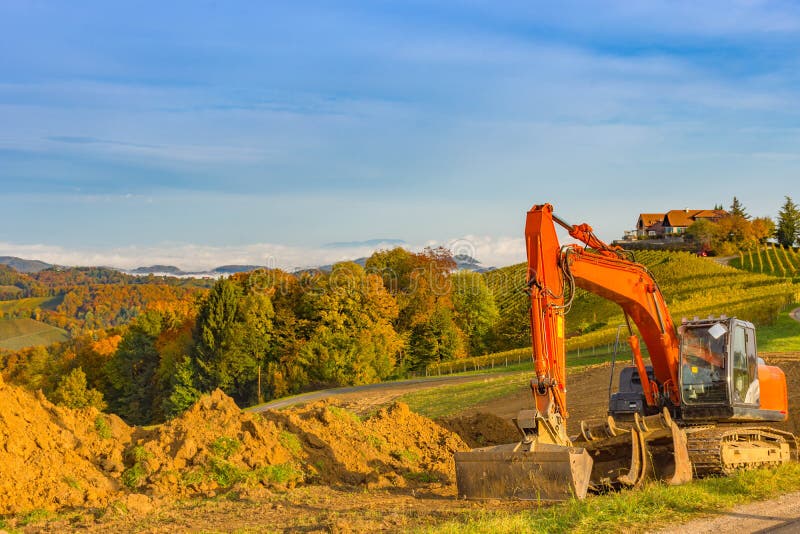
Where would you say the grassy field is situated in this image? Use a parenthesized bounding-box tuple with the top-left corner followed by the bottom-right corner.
(398, 371, 531, 418)
(0, 318, 69, 350)
(400, 358, 615, 419)
(757, 304, 800, 352)
(0, 295, 63, 315)
(418, 462, 800, 534)
(486, 251, 799, 352)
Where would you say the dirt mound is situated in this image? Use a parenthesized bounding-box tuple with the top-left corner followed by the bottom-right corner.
(266, 401, 469, 487)
(121, 393, 469, 497)
(0, 375, 131, 515)
(438, 412, 521, 448)
(128, 389, 299, 497)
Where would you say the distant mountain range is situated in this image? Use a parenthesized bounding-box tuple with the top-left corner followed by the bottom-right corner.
(0, 252, 495, 277)
(0, 256, 54, 273)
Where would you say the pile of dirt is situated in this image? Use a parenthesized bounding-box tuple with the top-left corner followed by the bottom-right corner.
(437, 412, 521, 448)
(0, 374, 131, 515)
(267, 401, 469, 487)
(0, 381, 471, 516)
(127, 390, 299, 497)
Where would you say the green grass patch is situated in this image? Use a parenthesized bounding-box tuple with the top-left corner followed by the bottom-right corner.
(121, 445, 153, 489)
(249, 463, 303, 485)
(207, 457, 244, 487)
(0, 318, 69, 350)
(397, 372, 531, 418)
(419, 463, 800, 534)
(278, 430, 302, 455)
(366, 435, 384, 450)
(391, 448, 420, 463)
(757, 304, 800, 352)
(209, 436, 242, 459)
(19, 508, 51, 526)
(94, 415, 112, 439)
(326, 405, 361, 423)
(403, 470, 439, 483)
(121, 463, 148, 490)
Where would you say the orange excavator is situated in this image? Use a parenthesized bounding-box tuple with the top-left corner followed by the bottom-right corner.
(455, 203, 796, 500)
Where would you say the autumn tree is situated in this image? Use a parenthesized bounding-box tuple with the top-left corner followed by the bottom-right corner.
(298, 262, 403, 385)
(451, 271, 499, 355)
(776, 196, 800, 247)
(51, 367, 106, 410)
(367, 247, 464, 369)
(749, 216, 776, 246)
(685, 219, 717, 252)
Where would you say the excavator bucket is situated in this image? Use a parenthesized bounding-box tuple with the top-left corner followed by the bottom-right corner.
(454, 409, 691, 501)
(575, 408, 692, 490)
(454, 441, 593, 501)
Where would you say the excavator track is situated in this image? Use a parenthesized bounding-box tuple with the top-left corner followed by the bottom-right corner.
(684, 426, 797, 476)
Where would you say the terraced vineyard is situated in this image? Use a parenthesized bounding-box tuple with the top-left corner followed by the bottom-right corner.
(485, 250, 799, 352)
(730, 245, 800, 281)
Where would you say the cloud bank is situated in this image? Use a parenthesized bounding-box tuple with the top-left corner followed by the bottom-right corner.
(0, 235, 529, 272)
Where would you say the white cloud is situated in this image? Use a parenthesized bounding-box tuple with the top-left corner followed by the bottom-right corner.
(0, 235, 532, 273)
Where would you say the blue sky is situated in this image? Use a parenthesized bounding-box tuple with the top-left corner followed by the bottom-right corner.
(1, 1, 799, 269)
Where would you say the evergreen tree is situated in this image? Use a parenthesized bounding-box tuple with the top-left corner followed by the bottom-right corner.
(775, 196, 800, 247)
(162, 356, 201, 417)
(730, 197, 750, 219)
(193, 277, 275, 404)
(104, 311, 163, 423)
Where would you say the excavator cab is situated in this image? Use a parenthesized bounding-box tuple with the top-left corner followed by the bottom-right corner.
(678, 317, 786, 423)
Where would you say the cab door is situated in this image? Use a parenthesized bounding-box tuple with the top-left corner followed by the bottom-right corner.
(730, 322, 758, 406)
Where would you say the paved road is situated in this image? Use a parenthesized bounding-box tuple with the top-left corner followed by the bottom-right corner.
(653, 491, 800, 534)
(247, 370, 523, 412)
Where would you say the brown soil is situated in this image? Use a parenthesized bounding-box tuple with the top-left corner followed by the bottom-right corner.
(0, 381, 471, 523)
(437, 412, 521, 448)
(0, 374, 130, 515)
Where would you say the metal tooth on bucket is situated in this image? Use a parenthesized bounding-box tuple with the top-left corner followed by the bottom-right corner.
(454, 440, 593, 501)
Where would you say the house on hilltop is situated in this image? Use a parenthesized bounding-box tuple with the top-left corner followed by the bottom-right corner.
(662, 209, 727, 236)
(636, 213, 665, 238)
(633, 209, 727, 239)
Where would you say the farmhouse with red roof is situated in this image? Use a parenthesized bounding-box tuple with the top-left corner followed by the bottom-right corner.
(635, 209, 727, 238)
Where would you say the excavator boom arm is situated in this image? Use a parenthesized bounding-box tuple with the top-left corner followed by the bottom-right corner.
(525, 204, 682, 419)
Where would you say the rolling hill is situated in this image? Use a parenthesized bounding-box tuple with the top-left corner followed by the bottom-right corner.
(484, 250, 799, 352)
(0, 318, 69, 351)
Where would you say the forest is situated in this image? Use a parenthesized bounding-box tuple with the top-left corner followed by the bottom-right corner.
(0, 247, 507, 424)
